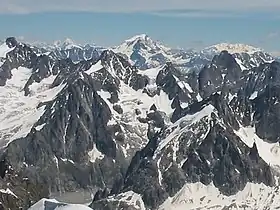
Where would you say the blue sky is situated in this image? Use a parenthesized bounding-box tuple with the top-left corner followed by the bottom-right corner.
(0, 1, 280, 53)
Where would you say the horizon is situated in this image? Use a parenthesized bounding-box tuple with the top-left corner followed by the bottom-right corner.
(0, 33, 271, 51)
(0, 1, 279, 55)
(1, 33, 279, 57)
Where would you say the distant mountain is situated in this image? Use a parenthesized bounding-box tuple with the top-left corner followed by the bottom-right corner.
(113, 34, 213, 72)
(203, 43, 262, 54)
(29, 38, 105, 63)
(14, 35, 276, 74)
(114, 35, 275, 73)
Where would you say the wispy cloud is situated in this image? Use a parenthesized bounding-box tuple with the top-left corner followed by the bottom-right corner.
(267, 32, 280, 39)
(149, 10, 247, 18)
(1, 0, 280, 14)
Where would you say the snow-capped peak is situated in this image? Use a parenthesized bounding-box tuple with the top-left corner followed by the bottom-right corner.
(117, 34, 170, 52)
(53, 38, 82, 50)
(203, 43, 262, 54)
(125, 34, 150, 43)
(114, 34, 174, 69)
(62, 37, 75, 45)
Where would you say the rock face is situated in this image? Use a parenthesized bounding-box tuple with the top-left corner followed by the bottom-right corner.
(0, 37, 280, 210)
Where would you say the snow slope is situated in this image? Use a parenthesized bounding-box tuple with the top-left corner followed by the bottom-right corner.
(234, 125, 280, 168)
(55, 204, 92, 210)
(154, 104, 215, 158)
(160, 182, 280, 210)
(0, 67, 65, 148)
(106, 191, 146, 210)
(83, 59, 174, 155)
(96, 80, 173, 154)
(28, 198, 92, 210)
(114, 34, 190, 69)
(138, 66, 163, 80)
(0, 42, 14, 58)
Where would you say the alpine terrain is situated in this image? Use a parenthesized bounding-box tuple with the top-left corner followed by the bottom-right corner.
(0, 35, 279, 210)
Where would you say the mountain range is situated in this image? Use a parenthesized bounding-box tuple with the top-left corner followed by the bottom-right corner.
(0, 35, 280, 210)
(25, 34, 276, 72)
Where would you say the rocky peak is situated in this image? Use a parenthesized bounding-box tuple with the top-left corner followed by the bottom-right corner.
(5, 37, 18, 48)
(124, 34, 158, 49)
(114, 34, 174, 70)
(53, 38, 81, 50)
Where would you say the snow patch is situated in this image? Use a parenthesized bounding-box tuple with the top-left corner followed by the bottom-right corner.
(111, 191, 146, 210)
(173, 75, 193, 93)
(0, 188, 17, 198)
(61, 158, 75, 164)
(196, 93, 203, 102)
(154, 104, 215, 157)
(28, 198, 92, 210)
(85, 60, 103, 74)
(0, 68, 65, 148)
(28, 198, 59, 210)
(235, 58, 247, 71)
(234, 125, 280, 167)
(55, 204, 92, 210)
(35, 123, 46, 131)
(138, 66, 162, 79)
(157, 158, 163, 186)
(88, 144, 104, 162)
(249, 91, 258, 100)
(228, 92, 236, 102)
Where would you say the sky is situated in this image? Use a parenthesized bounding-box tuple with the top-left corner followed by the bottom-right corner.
(0, 1, 280, 54)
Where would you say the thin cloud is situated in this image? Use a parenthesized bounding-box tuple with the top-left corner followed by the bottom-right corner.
(149, 10, 247, 18)
(267, 32, 280, 39)
(1, 0, 280, 14)
(271, 51, 280, 57)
